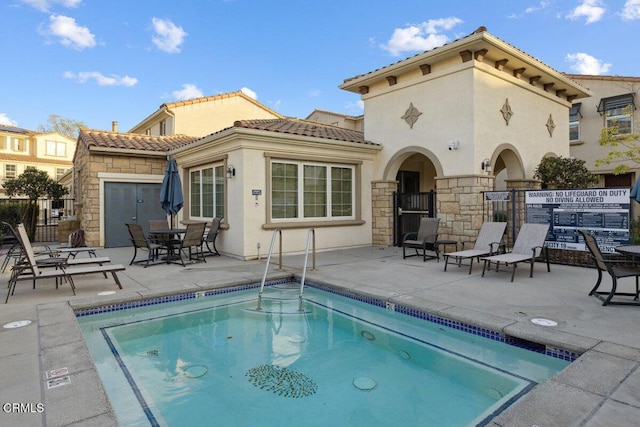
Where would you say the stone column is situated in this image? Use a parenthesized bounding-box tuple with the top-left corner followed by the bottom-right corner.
(371, 180, 397, 246)
(436, 175, 495, 245)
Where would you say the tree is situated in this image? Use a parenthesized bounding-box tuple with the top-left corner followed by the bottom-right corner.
(596, 105, 640, 174)
(2, 169, 69, 240)
(37, 114, 86, 139)
(533, 156, 598, 189)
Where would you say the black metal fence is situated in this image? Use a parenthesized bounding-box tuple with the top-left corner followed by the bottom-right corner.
(393, 191, 436, 246)
(0, 197, 75, 243)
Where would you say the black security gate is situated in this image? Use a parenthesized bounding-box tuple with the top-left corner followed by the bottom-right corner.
(393, 190, 436, 246)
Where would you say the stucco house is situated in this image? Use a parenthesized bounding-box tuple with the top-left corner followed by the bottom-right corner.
(566, 74, 639, 188)
(72, 27, 593, 258)
(128, 90, 282, 137)
(0, 125, 75, 197)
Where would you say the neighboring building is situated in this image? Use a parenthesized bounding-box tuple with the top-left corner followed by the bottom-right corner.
(73, 27, 593, 257)
(566, 74, 640, 188)
(0, 124, 75, 197)
(305, 110, 364, 132)
(128, 90, 282, 137)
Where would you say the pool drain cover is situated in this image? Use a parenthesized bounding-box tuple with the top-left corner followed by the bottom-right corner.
(360, 330, 375, 341)
(246, 364, 317, 398)
(531, 318, 558, 327)
(353, 377, 377, 391)
(3, 320, 32, 329)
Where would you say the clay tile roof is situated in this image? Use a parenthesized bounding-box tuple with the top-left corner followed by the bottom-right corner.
(231, 118, 378, 146)
(0, 153, 71, 165)
(79, 129, 195, 152)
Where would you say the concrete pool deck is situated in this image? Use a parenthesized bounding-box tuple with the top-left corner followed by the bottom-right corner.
(1, 245, 640, 426)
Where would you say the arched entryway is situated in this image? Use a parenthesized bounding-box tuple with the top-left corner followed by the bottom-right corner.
(374, 147, 442, 246)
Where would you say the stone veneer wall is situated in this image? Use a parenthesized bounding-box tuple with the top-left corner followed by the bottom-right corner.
(371, 180, 397, 246)
(74, 143, 167, 247)
(436, 175, 495, 246)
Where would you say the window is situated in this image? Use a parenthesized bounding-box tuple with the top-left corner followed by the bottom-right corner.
(159, 120, 166, 136)
(4, 164, 16, 179)
(56, 168, 67, 180)
(46, 140, 67, 157)
(10, 138, 26, 152)
(598, 94, 635, 135)
(271, 160, 354, 220)
(569, 103, 581, 142)
(190, 164, 225, 219)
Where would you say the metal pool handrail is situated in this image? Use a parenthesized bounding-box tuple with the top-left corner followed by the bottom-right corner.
(298, 228, 316, 312)
(257, 229, 282, 310)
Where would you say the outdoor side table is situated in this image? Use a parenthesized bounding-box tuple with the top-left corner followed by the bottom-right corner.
(36, 257, 68, 289)
(435, 240, 458, 262)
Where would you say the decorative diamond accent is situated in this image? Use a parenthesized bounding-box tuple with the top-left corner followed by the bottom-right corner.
(401, 103, 422, 129)
(546, 114, 555, 136)
(500, 99, 513, 125)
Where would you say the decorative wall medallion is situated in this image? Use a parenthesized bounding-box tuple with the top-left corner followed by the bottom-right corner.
(500, 98, 513, 125)
(546, 114, 555, 136)
(401, 103, 422, 129)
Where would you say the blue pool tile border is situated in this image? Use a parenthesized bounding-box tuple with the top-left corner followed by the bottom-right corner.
(75, 278, 580, 362)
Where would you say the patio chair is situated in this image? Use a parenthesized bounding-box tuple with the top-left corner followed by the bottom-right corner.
(444, 222, 506, 274)
(6, 224, 125, 303)
(402, 217, 440, 262)
(176, 222, 207, 265)
(203, 217, 223, 256)
(126, 223, 165, 267)
(579, 229, 640, 306)
(481, 223, 550, 282)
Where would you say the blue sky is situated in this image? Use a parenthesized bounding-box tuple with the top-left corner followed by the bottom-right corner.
(2, 0, 639, 133)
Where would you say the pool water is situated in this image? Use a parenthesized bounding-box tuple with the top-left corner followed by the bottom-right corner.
(78, 283, 570, 427)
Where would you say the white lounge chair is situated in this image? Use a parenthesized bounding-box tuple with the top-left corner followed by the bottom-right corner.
(5, 224, 125, 303)
(481, 223, 550, 282)
(443, 222, 506, 274)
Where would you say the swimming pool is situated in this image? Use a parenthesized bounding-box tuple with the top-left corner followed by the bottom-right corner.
(77, 280, 573, 426)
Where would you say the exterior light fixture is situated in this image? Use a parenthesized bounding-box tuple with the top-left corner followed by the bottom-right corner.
(226, 165, 236, 178)
(481, 159, 492, 172)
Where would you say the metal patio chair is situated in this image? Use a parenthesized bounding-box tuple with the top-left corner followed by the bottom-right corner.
(579, 229, 640, 306)
(444, 222, 506, 274)
(402, 217, 440, 262)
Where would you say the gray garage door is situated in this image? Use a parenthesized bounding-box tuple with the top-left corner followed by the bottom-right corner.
(104, 182, 167, 247)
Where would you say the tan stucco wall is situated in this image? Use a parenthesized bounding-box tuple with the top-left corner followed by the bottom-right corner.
(568, 76, 640, 176)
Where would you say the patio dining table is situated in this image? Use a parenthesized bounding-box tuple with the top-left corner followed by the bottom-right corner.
(148, 228, 187, 264)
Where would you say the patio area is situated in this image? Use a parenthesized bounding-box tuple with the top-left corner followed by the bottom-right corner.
(2, 245, 640, 426)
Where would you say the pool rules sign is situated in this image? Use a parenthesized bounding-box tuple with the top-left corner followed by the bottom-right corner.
(525, 188, 630, 253)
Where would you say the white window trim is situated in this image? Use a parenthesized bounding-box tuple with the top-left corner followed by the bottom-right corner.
(189, 163, 225, 221)
(270, 160, 355, 222)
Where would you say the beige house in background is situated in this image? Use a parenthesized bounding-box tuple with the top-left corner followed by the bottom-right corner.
(73, 27, 597, 257)
(566, 74, 640, 189)
(128, 90, 282, 137)
(0, 125, 75, 197)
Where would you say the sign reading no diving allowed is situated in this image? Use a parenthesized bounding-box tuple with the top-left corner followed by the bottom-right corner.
(525, 188, 630, 253)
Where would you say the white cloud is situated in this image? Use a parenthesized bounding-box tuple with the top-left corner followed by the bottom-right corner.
(308, 89, 321, 97)
(240, 87, 257, 100)
(42, 14, 95, 49)
(565, 52, 612, 74)
(151, 18, 187, 53)
(509, 1, 551, 18)
(20, 0, 82, 13)
(380, 17, 463, 56)
(171, 83, 203, 100)
(0, 113, 18, 126)
(566, 0, 606, 24)
(64, 71, 138, 86)
(621, 0, 640, 20)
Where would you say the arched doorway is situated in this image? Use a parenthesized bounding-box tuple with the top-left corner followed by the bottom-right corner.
(383, 148, 442, 245)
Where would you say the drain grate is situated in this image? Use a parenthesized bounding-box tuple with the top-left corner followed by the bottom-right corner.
(246, 364, 317, 398)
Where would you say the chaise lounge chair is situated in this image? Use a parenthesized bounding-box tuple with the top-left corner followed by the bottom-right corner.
(444, 222, 506, 274)
(481, 223, 550, 282)
(6, 224, 125, 303)
(579, 229, 640, 306)
(402, 217, 440, 262)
